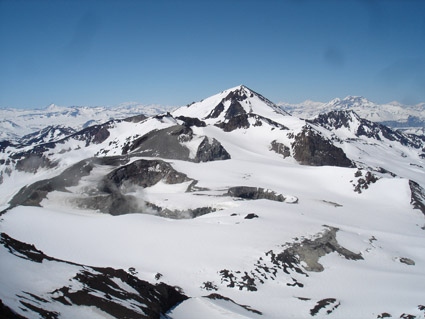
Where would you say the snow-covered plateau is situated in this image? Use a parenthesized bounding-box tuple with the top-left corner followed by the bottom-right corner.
(1, 85, 424, 318)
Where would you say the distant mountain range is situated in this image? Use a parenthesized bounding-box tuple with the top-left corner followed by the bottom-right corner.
(0, 103, 175, 142)
(2, 96, 424, 144)
(278, 96, 425, 135)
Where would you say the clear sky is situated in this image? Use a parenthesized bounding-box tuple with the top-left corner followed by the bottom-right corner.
(1, 0, 425, 108)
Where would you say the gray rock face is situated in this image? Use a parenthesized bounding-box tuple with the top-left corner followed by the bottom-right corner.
(127, 125, 192, 159)
(195, 137, 231, 162)
(409, 180, 425, 216)
(277, 227, 363, 272)
(145, 202, 216, 219)
(126, 124, 231, 163)
(270, 140, 291, 158)
(400, 257, 415, 266)
(69, 121, 113, 147)
(216, 113, 289, 132)
(176, 116, 206, 127)
(106, 159, 191, 189)
(226, 186, 285, 202)
(224, 100, 246, 119)
(207, 102, 225, 119)
(122, 114, 147, 123)
(215, 114, 250, 132)
(292, 127, 353, 167)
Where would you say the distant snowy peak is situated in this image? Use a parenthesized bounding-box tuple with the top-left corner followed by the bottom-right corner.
(327, 96, 374, 109)
(279, 96, 425, 131)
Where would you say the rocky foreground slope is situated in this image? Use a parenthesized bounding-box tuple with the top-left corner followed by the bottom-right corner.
(1, 85, 425, 318)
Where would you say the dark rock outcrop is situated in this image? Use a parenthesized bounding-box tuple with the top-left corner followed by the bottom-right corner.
(310, 298, 340, 316)
(126, 124, 230, 162)
(15, 153, 56, 173)
(215, 114, 250, 132)
(244, 213, 259, 219)
(106, 159, 191, 189)
(399, 257, 415, 266)
(122, 114, 147, 123)
(224, 100, 246, 119)
(68, 121, 113, 146)
(176, 116, 206, 127)
(217, 227, 362, 292)
(128, 125, 192, 159)
(0, 299, 27, 319)
(353, 171, 378, 193)
(0, 140, 14, 152)
(195, 137, 231, 162)
(226, 186, 285, 202)
(0, 232, 188, 319)
(270, 140, 291, 158)
(201, 281, 218, 291)
(276, 227, 363, 273)
(409, 180, 425, 216)
(292, 127, 353, 167)
(207, 102, 225, 119)
(204, 293, 262, 315)
(145, 202, 216, 219)
(216, 113, 289, 133)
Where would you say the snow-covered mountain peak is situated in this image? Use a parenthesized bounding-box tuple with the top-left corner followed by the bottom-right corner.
(309, 109, 424, 151)
(173, 85, 290, 125)
(328, 97, 342, 105)
(45, 103, 65, 112)
(328, 96, 373, 109)
(309, 110, 362, 133)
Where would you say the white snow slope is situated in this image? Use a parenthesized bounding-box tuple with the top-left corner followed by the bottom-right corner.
(1, 85, 425, 319)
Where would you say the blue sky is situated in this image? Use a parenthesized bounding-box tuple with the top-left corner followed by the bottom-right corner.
(1, 0, 424, 108)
